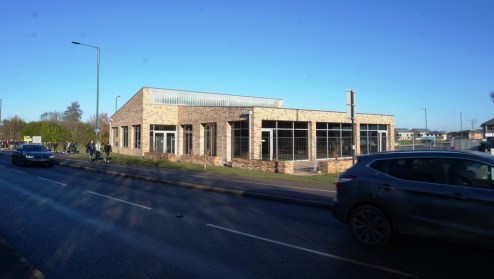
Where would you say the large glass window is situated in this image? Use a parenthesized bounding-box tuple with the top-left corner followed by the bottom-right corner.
(261, 121, 308, 161)
(231, 121, 249, 158)
(360, 124, 388, 154)
(112, 127, 119, 147)
(203, 123, 216, 156)
(183, 125, 193, 155)
(123, 126, 129, 148)
(316, 123, 352, 159)
(133, 125, 141, 149)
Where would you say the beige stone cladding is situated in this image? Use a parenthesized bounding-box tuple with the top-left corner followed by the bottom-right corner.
(177, 106, 253, 163)
(111, 88, 179, 157)
(111, 88, 144, 156)
(142, 88, 179, 156)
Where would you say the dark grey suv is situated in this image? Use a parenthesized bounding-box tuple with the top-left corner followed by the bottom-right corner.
(333, 150, 494, 249)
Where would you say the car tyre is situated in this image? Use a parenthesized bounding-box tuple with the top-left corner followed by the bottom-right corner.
(349, 205, 392, 248)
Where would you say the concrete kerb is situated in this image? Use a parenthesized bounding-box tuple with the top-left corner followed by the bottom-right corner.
(57, 161, 333, 210)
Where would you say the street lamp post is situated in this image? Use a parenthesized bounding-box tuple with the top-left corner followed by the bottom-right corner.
(115, 95, 121, 113)
(454, 111, 463, 138)
(72, 41, 100, 140)
(421, 107, 428, 137)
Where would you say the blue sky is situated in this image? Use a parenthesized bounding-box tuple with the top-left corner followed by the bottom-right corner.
(1, 0, 493, 132)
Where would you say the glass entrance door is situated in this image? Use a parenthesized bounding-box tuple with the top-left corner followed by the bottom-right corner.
(155, 132, 164, 153)
(262, 129, 273, 161)
(378, 131, 388, 152)
(166, 133, 175, 153)
(154, 131, 176, 153)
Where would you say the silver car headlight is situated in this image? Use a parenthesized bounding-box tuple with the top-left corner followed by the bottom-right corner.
(25, 155, 34, 159)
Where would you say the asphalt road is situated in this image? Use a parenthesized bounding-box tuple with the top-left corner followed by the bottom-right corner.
(1, 151, 494, 279)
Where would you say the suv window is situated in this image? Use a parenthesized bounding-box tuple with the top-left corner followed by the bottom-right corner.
(443, 158, 494, 189)
(370, 158, 440, 183)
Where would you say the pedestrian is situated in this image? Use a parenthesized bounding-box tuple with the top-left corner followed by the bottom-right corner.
(95, 140, 102, 162)
(86, 140, 95, 163)
(104, 142, 112, 162)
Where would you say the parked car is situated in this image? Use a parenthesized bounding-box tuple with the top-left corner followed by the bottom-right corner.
(332, 150, 494, 249)
(477, 141, 494, 153)
(11, 144, 56, 166)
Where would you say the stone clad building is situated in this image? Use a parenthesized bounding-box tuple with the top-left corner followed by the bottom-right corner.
(110, 87, 394, 173)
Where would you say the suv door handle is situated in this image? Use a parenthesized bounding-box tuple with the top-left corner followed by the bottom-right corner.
(446, 193, 467, 200)
(378, 184, 395, 191)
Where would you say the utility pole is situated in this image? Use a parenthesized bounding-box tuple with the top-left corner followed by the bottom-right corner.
(421, 107, 428, 136)
(346, 89, 356, 165)
(468, 119, 475, 130)
(454, 111, 463, 138)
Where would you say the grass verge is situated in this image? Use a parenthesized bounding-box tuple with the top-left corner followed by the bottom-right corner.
(68, 152, 337, 185)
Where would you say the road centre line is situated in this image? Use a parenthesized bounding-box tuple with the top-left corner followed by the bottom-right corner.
(37, 176, 67, 186)
(87, 191, 152, 210)
(9, 168, 26, 174)
(206, 224, 419, 278)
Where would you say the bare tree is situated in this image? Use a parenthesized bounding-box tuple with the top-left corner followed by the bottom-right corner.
(0, 115, 26, 141)
(40, 111, 63, 122)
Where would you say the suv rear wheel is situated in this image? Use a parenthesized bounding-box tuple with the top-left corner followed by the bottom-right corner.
(349, 205, 392, 248)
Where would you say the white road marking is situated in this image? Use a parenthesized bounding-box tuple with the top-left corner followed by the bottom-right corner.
(37, 176, 67, 186)
(207, 224, 419, 278)
(10, 168, 26, 174)
(87, 191, 152, 210)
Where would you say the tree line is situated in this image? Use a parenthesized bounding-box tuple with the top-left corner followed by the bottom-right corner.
(0, 101, 110, 147)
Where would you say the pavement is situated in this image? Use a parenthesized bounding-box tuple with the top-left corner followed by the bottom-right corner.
(0, 151, 335, 278)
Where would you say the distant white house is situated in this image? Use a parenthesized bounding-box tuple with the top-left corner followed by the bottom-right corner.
(412, 128, 428, 139)
(395, 128, 413, 140)
(429, 131, 447, 141)
(481, 118, 494, 139)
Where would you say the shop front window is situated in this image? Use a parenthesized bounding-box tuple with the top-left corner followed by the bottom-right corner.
(231, 121, 249, 158)
(204, 123, 216, 156)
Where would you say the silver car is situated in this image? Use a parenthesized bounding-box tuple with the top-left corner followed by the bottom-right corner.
(332, 150, 494, 249)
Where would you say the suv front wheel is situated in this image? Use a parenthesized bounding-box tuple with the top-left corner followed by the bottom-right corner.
(349, 205, 392, 248)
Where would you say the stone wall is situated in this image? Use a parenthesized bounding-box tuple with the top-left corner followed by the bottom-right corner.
(142, 152, 223, 167)
(232, 159, 294, 174)
(179, 154, 223, 166)
(143, 152, 177, 162)
(318, 159, 354, 175)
